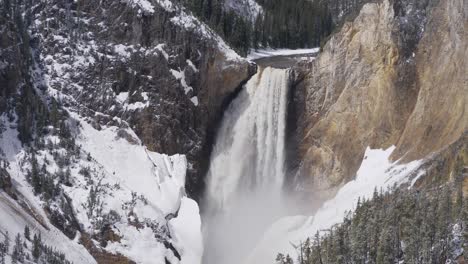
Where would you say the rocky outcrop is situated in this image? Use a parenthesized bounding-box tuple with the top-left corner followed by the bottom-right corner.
(291, 0, 467, 199)
(21, 0, 255, 199)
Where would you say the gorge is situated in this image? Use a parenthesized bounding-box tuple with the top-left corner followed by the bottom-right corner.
(0, 0, 466, 263)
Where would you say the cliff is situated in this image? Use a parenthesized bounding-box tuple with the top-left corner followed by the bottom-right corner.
(0, 0, 254, 263)
(291, 0, 467, 198)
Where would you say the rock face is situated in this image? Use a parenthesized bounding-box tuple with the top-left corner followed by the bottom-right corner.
(8, 0, 255, 199)
(291, 0, 467, 198)
(391, 0, 467, 162)
(0, 0, 254, 263)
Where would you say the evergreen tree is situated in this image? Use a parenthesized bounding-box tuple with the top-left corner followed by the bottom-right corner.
(4, 232, 9, 255)
(282, 185, 468, 264)
(0, 242, 5, 264)
(12, 233, 24, 263)
(463, 196, 468, 258)
(32, 233, 41, 260)
(30, 152, 41, 194)
(24, 226, 30, 241)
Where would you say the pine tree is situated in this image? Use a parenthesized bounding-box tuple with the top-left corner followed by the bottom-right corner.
(0, 242, 5, 264)
(64, 167, 71, 186)
(454, 179, 464, 220)
(276, 253, 287, 264)
(24, 226, 30, 241)
(4, 232, 9, 255)
(32, 233, 41, 260)
(30, 152, 41, 194)
(12, 233, 24, 263)
(462, 195, 468, 260)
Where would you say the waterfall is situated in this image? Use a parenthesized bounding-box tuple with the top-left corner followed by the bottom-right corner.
(203, 67, 291, 264)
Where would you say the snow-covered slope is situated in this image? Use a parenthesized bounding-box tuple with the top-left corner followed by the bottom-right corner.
(247, 48, 320, 61)
(245, 146, 425, 264)
(0, 108, 203, 263)
(0, 191, 96, 264)
(0, 0, 251, 262)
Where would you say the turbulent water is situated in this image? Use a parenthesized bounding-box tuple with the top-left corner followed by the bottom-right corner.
(203, 67, 292, 264)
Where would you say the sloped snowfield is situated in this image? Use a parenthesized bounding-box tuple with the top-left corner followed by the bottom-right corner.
(0, 109, 203, 264)
(0, 116, 97, 264)
(70, 113, 202, 264)
(246, 146, 424, 264)
(247, 48, 320, 60)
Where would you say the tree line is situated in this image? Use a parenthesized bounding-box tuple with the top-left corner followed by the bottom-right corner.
(277, 178, 468, 264)
(182, 0, 334, 55)
(0, 226, 73, 264)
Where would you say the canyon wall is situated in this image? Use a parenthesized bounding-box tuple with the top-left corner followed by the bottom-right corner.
(291, 0, 467, 198)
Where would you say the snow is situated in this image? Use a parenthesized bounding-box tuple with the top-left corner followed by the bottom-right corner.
(0, 116, 96, 264)
(116, 92, 129, 103)
(186, 59, 198, 72)
(141, 92, 149, 101)
(114, 44, 132, 58)
(0, 192, 97, 264)
(68, 113, 202, 264)
(122, 0, 156, 14)
(126, 101, 150, 110)
(247, 48, 320, 60)
(170, 13, 242, 61)
(190, 96, 199, 106)
(169, 197, 203, 264)
(116, 91, 150, 111)
(170, 65, 199, 106)
(155, 44, 169, 60)
(0, 115, 51, 226)
(170, 69, 193, 95)
(245, 146, 424, 264)
(410, 169, 426, 188)
(0, 110, 203, 264)
(105, 224, 167, 264)
(75, 113, 187, 216)
(154, 0, 175, 12)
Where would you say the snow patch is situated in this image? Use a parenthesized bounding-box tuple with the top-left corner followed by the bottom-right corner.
(170, 69, 193, 95)
(186, 59, 198, 72)
(190, 96, 199, 106)
(105, 224, 167, 263)
(155, 44, 169, 60)
(116, 92, 129, 103)
(114, 44, 132, 58)
(247, 48, 320, 60)
(0, 116, 96, 264)
(169, 197, 203, 264)
(116, 91, 150, 111)
(122, 0, 155, 14)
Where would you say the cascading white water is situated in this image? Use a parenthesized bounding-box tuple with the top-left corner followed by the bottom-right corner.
(203, 67, 292, 264)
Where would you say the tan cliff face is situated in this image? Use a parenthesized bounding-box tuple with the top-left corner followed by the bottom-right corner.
(292, 0, 467, 199)
(391, 0, 468, 162)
